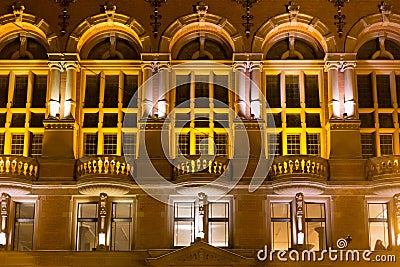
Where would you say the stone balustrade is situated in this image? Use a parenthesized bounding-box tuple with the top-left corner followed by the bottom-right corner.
(269, 155, 329, 180)
(76, 156, 133, 178)
(173, 156, 229, 179)
(0, 156, 39, 179)
(366, 155, 400, 180)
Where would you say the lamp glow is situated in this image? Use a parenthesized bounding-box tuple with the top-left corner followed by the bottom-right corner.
(0, 232, 6, 245)
(98, 233, 106, 246)
(297, 232, 304, 245)
(397, 234, 400, 246)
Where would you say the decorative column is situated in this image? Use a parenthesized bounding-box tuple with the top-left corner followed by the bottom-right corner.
(197, 192, 207, 241)
(64, 62, 79, 119)
(343, 60, 357, 119)
(157, 62, 170, 119)
(141, 63, 154, 118)
(0, 193, 10, 248)
(48, 62, 63, 118)
(250, 61, 262, 119)
(233, 62, 248, 118)
(295, 192, 305, 247)
(325, 61, 340, 119)
(98, 193, 108, 250)
(395, 194, 400, 246)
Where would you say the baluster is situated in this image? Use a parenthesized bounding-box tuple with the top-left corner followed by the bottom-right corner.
(186, 161, 190, 173)
(5, 158, 10, 173)
(110, 160, 115, 173)
(283, 161, 288, 174)
(116, 161, 121, 174)
(29, 164, 34, 176)
(104, 157, 110, 174)
(0, 158, 4, 173)
(202, 160, 207, 170)
(208, 160, 212, 173)
(23, 162, 28, 176)
(11, 160, 17, 174)
(98, 158, 103, 174)
(288, 160, 293, 173)
(278, 162, 283, 174)
(297, 159, 302, 173)
(92, 160, 97, 173)
(34, 166, 38, 177)
(197, 159, 201, 171)
(191, 160, 195, 173)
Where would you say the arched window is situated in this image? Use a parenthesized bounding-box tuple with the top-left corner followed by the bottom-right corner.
(0, 36, 48, 59)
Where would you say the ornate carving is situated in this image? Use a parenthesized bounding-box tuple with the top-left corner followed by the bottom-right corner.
(0, 156, 39, 179)
(0, 193, 10, 246)
(54, 0, 78, 35)
(379, 1, 392, 22)
(76, 156, 133, 177)
(145, 0, 167, 38)
(12, 1, 25, 22)
(286, 1, 300, 22)
(367, 155, 400, 180)
(394, 194, 400, 246)
(295, 192, 305, 245)
(173, 156, 228, 179)
(232, 0, 260, 38)
(183, 248, 221, 262)
(102, 2, 117, 22)
(328, 0, 349, 38)
(194, 1, 208, 22)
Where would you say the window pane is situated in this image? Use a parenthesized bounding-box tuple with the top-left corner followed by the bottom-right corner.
(83, 113, 99, 128)
(175, 75, 190, 108)
(214, 75, 228, 107)
(380, 134, 393, 155)
(13, 75, 28, 108)
(285, 75, 300, 108)
(267, 133, 282, 157)
(30, 113, 45, 127)
(396, 75, 400, 104)
(84, 133, 98, 156)
(11, 113, 26, 127)
(361, 133, 376, 158)
(307, 133, 320, 156)
(271, 222, 291, 250)
(11, 134, 24, 155)
(14, 203, 35, 251)
(306, 113, 321, 128)
(195, 75, 209, 107)
(287, 134, 300, 155)
(104, 75, 119, 108)
(0, 133, 4, 154)
(177, 133, 190, 155)
(78, 203, 98, 218)
(111, 203, 132, 251)
(30, 134, 43, 156)
(0, 75, 9, 108)
(31, 75, 47, 108)
(357, 75, 373, 108)
(376, 75, 392, 108)
(174, 221, 194, 246)
(368, 203, 389, 251)
(123, 133, 136, 157)
(195, 134, 208, 155)
(266, 75, 281, 108)
(85, 75, 100, 108)
(123, 75, 138, 108)
(360, 113, 375, 128)
(271, 203, 290, 218)
(214, 134, 228, 156)
(77, 203, 98, 251)
(305, 203, 325, 218)
(103, 134, 117, 155)
(379, 114, 393, 128)
(209, 221, 229, 247)
(368, 203, 387, 219)
(305, 221, 326, 251)
(209, 202, 228, 218)
(305, 75, 320, 108)
(174, 202, 194, 218)
(286, 114, 301, 127)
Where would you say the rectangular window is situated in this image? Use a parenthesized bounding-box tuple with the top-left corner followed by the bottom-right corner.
(357, 75, 373, 108)
(175, 75, 190, 108)
(30, 134, 43, 156)
(174, 202, 195, 247)
(103, 134, 117, 155)
(13, 203, 35, 251)
(83, 113, 99, 128)
(396, 75, 400, 104)
(11, 113, 26, 128)
(85, 75, 100, 108)
(195, 134, 209, 155)
(214, 134, 228, 156)
(31, 75, 47, 108)
(380, 134, 393, 155)
(267, 133, 282, 157)
(122, 133, 136, 157)
(104, 75, 119, 108)
(360, 113, 375, 128)
(30, 113, 45, 128)
(287, 134, 300, 155)
(379, 114, 394, 128)
(103, 113, 118, 128)
(177, 133, 190, 155)
(306, 113, 321, 128)
(0, 133, 4, 154)
(271, 202, 291, 250)
(208, 202, 229, 247)
(111, 202, 133, 251)
(0, 75, 9, 108)
(305, 75, 320, 108)
(123, 75, 138, 108)
(214, 75, 228, 107)
(361, 133, 376, 158)
(286, 114, 301, 128)
(195, 75, 209, 108)
(266, 75, 281, 108)
(306, 133, 320, 156)
(305, 203, 326, 251)
(285, 75, 300, 108)
(376, 75, 392, 108)
(368, 203, 389, 251)
(84, 133, 98, 156)
(13, 75, 28, 108)
(77, 203, 98, 251)
(11, 134, 24, 155)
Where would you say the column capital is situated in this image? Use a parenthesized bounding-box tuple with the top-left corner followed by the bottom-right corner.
(341, 61, 357, 71)
(249, 61, 263, 72)
(64, 61, 80, 71)
(232, 61, 248, 72)
(48, 61, 64, 71)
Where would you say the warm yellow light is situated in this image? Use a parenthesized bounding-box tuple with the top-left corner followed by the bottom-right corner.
(0, 232, 6, 246)
(99, 233, 106, 246)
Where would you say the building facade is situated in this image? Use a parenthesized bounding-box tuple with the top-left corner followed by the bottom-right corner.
(0, 0, 400, 266)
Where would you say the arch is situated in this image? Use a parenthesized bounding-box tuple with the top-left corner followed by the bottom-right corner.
(159, 13, 245, 59)
(345, 13, 400, 58)
(66, 12, 151, 58)
(0, 13, 59, 57)
(253, 13, 337, 57)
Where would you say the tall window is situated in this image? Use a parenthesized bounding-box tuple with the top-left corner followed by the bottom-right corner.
(357, 74, 373, 108)
(177, 133, 190, 155)
(111, 202, 133, 251)
(361, 133, 376, 158)
(77, 203, 98, 251)
(122, 133, 136, 157)
(30, 134, 43, 156)
(195, 134, 209, 155)
(214, 134, 228, 156)
(267, 133, 282, 157)
(103, 134, 117, 155)
(84, 75, 100, 108)
(305, 203, 326, 251)
(208, 202, 230, 247)
(368, 203, 389, 251)
(84, 133, 98, 156)
(380, 134, 393, 155)
(0, 75, 8, 108)
(306, 133, 320, 156)
(305, 75, 320, 108)
(13, 203, 35, 251)
(287, 134, 300, 155)
(11, 134, 24, 155)
(173, 202, 195, 247)
(13, 76, 28, 108)
(123, 75, 138, 108)
(0, 133, 5, 154)
(31, 75, 47, 108)
(270, 202, 291, 250)
(285, 75, 300, 108)
(104, 75, 119, 108)
(376, 75, 391, 108)
(266, 75, 281, 108)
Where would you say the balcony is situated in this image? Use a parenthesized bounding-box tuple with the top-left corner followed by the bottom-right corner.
(172, 156, 230, 183)
(0, 156, 39, 195)
(75, 155, 134, 195)
(269, 155, 329, 195)
(366, 155, 400, 195)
